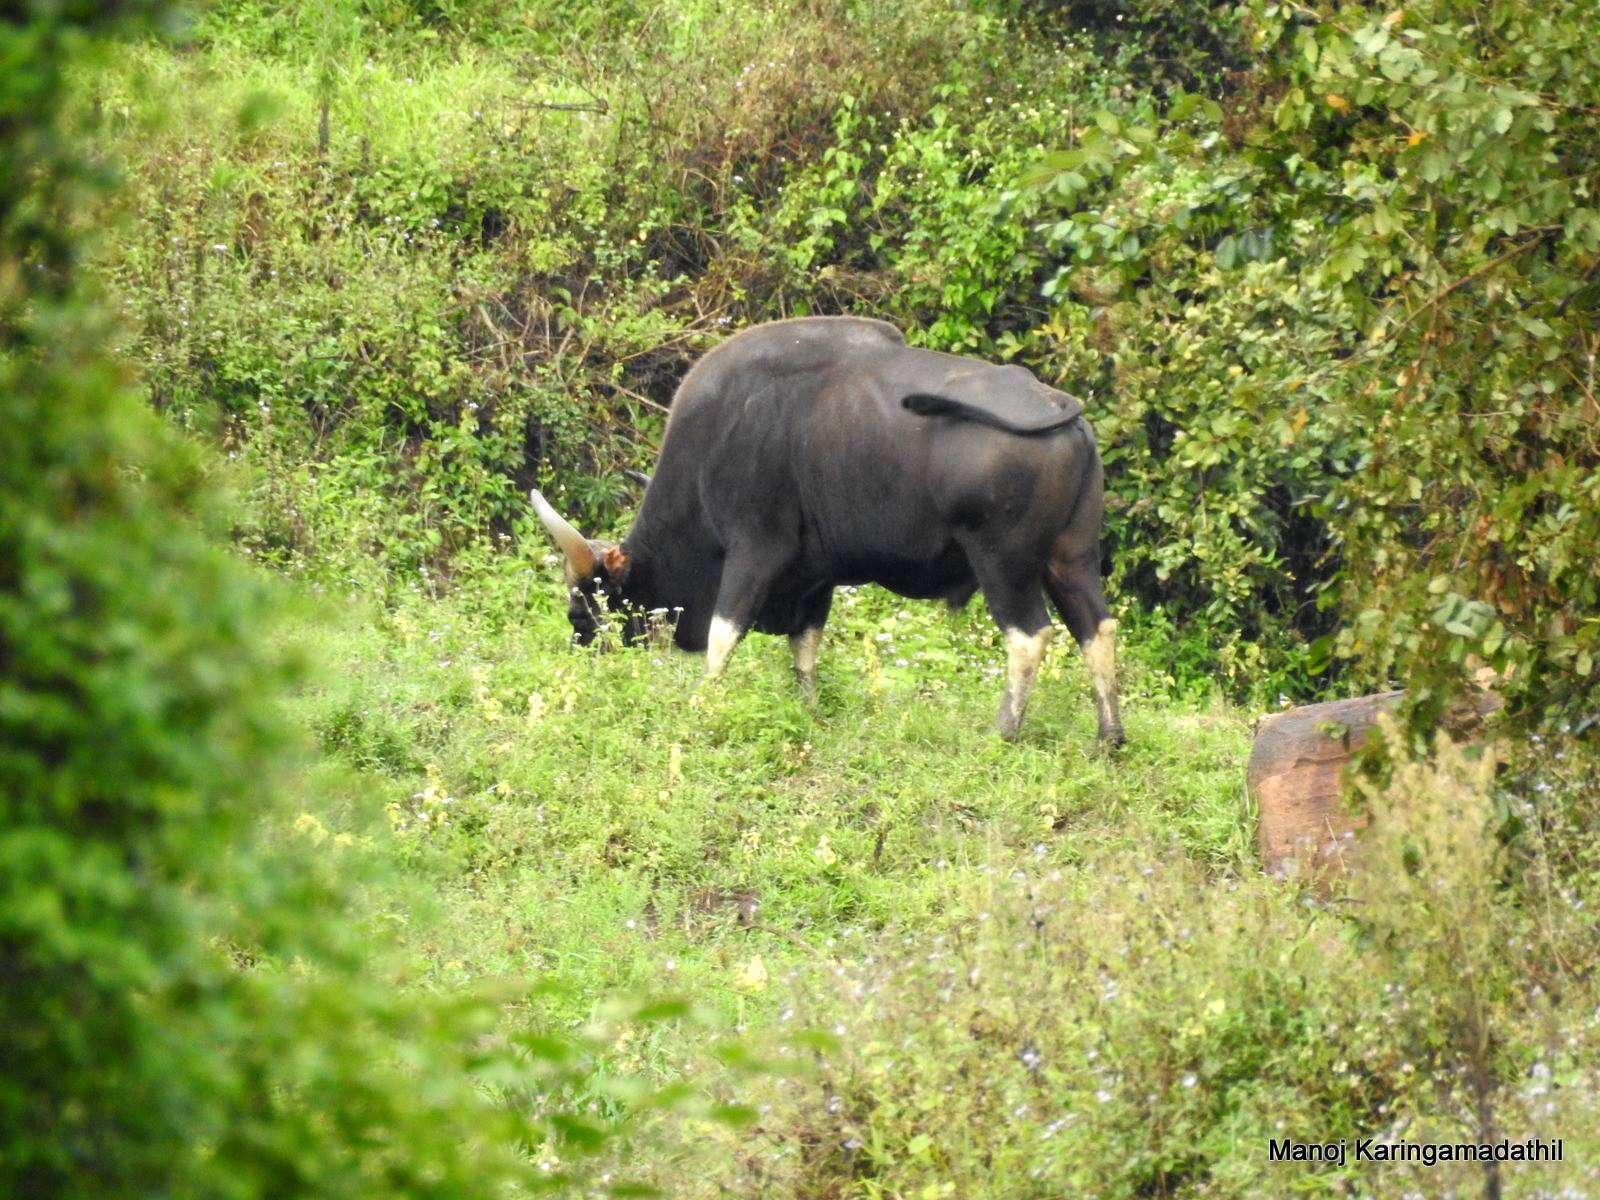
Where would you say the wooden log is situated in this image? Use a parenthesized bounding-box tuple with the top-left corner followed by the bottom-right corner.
(1249, 685, 1502, 883)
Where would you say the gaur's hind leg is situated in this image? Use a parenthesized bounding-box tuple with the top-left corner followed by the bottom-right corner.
(788, 588, 832, 703)
(999, 623, 1055, 741)
(963, 540, 1053, 741)
(1045, 550, 1124, 749)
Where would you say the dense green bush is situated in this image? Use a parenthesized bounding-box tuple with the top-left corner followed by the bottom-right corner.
(968, 0, 1600, 720)
(1252, 0, 1600, 734)
(2, 4, 706, 1194)
(96, 0, 994, 581)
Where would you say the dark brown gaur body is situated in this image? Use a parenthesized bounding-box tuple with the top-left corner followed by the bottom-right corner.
(530, 316, 1123, 744)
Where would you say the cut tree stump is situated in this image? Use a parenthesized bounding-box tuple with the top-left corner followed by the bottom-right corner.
(1248, 691, 1403, 882)
(1248, 686, 1501, 883)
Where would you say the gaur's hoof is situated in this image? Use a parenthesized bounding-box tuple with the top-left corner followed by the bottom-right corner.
(1097, 728, 1127, 752)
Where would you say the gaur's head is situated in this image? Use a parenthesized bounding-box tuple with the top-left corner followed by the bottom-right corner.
(529, 489, 646, 646)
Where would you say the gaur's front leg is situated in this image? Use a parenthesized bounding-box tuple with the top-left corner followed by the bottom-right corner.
(702, 540, 794, 681)
(789, 628, 822, 701)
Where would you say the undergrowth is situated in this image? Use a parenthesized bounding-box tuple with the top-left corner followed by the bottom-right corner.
(279, 551, 1600, 1196)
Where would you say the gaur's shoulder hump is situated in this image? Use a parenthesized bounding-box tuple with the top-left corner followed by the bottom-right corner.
(702, 316, 904, 370)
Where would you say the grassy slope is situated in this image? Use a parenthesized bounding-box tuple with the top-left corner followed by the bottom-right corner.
(287, 572, 1254, 1188)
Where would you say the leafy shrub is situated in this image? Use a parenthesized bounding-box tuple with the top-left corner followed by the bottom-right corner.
(97, 0, 998, 576)
(1248, 0, 1600, 735)
(998, 0, 1248, 92)
(3, 4, 703, 1194)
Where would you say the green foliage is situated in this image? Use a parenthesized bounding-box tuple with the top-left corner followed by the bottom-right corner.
(96, 0, 996, 579)
(99, 4, 1310, 694)
(993, 0, 1248, 93)
(2, 4, 718, 1195)
(1250, 0, 1600, 734)
(1000, 0, 1600, 724)
(22, 3, 1600, 1195)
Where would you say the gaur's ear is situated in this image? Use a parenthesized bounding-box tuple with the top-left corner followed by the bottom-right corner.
(601, 545, 631, 580)
(622, 468, 653, 490)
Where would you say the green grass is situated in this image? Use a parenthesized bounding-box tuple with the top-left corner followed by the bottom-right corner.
(270, 555, 1600, 1197)
(288, 559, 1252, 989)
(281, 560, 1247, 1149)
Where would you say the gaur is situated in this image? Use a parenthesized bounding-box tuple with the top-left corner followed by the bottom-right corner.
(530, 316, 1123, 745)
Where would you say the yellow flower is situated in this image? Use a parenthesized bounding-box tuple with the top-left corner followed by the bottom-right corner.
(732, 955, 768, 992)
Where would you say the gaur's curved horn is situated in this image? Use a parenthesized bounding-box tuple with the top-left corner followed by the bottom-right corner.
(529, 489, 596, 575)
(622, 468, 652, 489)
